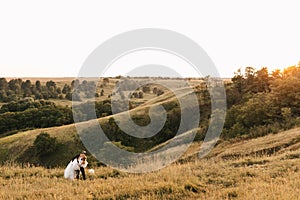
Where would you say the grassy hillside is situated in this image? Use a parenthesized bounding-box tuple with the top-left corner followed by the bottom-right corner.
(0, 80, 298, 167)
(0, 127, 299, 199)
(0, 87, 175, 166)
(0, 124, 86, 167)
(0, 84, 209, 168)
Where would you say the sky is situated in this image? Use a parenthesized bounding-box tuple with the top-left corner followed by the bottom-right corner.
(0, 0, 299, 78)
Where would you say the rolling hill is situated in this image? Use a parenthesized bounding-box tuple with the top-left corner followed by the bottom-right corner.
(0, 86, 198, 167)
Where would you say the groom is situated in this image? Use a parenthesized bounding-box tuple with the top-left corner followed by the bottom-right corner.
(71, 150, 87, 180)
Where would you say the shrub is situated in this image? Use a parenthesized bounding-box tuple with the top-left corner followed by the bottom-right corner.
(33, 132, 58, 157)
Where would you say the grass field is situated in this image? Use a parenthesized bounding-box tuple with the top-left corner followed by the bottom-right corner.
(1, 127, 299, 199)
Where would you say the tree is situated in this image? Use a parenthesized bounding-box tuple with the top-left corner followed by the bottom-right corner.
(270, 76, 300, 114)
(142, 86, 150, 93)
(56, 87, 62, 94)
(65, 92, 72, 101)
(271, 69, 282, 80)
(21, 80, 31, 90)
(157, 89, 164, 96)
(103, 78, 109, 86)
(0, 78, 8, 90)
(138, 91, 144, 98)
(283, 65, 300, 78)
(33, 132, 58, 157)
(71, 79, 80, 88)
(153, 87, 158, 94)
(231, 68, 244, 94)
(131, 91, 139, 98)
(23, 88, 32, 97)
(62, 84, 71, 94)
(35, 80, 41, 91)
(0, 90, 7, 101)
(8, 79, 22, 94)
(245, 66, 255, 79)
(46, 80, 56, 89)
(255, 67, 270, 92)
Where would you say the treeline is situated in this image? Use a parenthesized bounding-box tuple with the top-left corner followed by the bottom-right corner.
(0, 78, 64, 102)
(0, 77, 160, 103)
(0, 99, 73, 136)
(223, 64, 300, 139)
(0, 78, 102, 102)
(0, 99, 115, 136)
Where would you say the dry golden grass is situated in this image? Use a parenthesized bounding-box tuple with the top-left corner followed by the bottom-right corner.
(1, 127, 300, 200)
(0, 155, 299, 199)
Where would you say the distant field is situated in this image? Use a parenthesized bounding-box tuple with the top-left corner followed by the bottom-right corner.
(1, 127, 299, 199)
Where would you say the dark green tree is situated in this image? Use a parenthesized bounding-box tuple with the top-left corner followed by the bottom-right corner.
(33, 132, 58, 157)
(62, 84, 71, 94)
(35, 80, 42, 91)
(0, 78, 8, 90)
